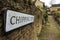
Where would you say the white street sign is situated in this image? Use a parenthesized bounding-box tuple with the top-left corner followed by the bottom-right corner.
(4, 10, 34, 32)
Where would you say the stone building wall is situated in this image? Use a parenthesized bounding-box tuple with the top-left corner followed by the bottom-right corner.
(0, 0, 43, 40)
(50, 7, 60, 11)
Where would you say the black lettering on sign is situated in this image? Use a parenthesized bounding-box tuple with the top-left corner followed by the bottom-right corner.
(10, 16, 33, 25)
(10, 16, 16, 25)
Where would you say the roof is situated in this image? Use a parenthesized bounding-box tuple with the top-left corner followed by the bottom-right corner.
(52, 4, 60, 7)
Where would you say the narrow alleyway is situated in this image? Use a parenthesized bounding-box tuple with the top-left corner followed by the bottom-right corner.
(39, 15, 60, 40)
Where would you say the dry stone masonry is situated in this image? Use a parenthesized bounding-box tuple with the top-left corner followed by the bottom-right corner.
(0, 0, 43, 40)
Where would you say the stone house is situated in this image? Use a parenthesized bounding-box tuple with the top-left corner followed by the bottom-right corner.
(50, 4, 60, 11)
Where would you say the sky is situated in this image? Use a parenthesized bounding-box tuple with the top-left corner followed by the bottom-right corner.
(40, 0, 60, 7)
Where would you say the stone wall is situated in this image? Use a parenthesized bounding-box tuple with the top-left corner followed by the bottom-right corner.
(35, 0, 43, 8)
(0, 0, 43, 40)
